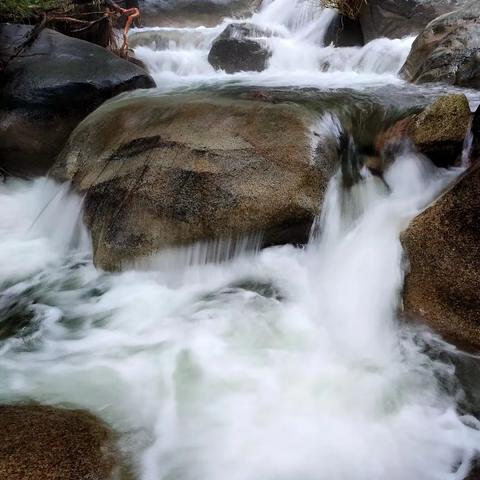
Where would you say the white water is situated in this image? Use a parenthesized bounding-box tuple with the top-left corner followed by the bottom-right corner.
(1, 153, 479, 479)
(2, 1, 480, 478)
(132, 0, 415, 89)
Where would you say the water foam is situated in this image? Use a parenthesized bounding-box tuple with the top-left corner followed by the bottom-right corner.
(132, 0, 414, 89)
(0, 153, 479, 480)
(1, 2, 480, 477)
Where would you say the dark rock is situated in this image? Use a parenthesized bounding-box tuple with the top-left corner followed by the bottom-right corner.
(467, 462, 480, 480)
(208, 23, 272, 74)
(0, 24, 155, 177)
(402, 162, 480, 351)
(359, 0, 466, 43)
(0, 405, 117, 480)
(375, 94, 471, 168)
(51, 92, 338, 270)
(400, 1, 480, 87)
(324, 14, 364, 47)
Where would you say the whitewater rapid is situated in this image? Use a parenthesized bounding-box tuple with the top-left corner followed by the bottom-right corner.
(131, 0, 415, 90)
(1, 151, 479, 479)
(1, 0, 480, 478)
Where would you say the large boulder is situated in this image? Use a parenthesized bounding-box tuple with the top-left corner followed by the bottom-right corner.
(0, 24, 155, 177)
(52, 92, 337, 270)
(402, 162, 480, 351)
(375, 94, 471, 168)
(400, 1, 480, 87)
(0, 405, 117, 480)
(208, 23, 272, 73)
(359, 0, 465, 43)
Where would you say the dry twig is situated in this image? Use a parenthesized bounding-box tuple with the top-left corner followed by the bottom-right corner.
(319, 0, 367, 19)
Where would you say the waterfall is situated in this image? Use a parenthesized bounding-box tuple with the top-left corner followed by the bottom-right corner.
(0, 150, 479, 480)
(2, 1, 480, 479)
(132, 0, 415, 88)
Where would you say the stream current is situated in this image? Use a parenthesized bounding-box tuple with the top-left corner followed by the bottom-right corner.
(1, 0, 480, 479)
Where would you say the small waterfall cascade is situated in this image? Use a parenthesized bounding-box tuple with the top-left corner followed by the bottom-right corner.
(0, 147, 478, 480)
(131, 0, 415, 87)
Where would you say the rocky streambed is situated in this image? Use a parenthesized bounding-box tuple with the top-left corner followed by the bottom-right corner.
(1, 0, 480, 479)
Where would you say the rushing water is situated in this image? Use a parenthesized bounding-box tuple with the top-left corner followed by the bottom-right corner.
(2, 0, 480, 478)
(1, 153, 480, 479)
(132, 0, 415, 90)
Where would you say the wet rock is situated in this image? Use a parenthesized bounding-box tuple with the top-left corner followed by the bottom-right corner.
(375, 94, 471, 168)
(402, 162, 480, 351)
(0, 405, 117, 480)
(400, 0, 480, 88)
(0, 24, 155, 177)
(324, 14, 364, 47)
(208, 23, 272, 74)
(410, 94, 471, 167)
(52, 92, 338, 270)
(359, 0, 466, 43)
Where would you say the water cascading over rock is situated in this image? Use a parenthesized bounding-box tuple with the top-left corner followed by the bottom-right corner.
(208, 23, 272, 73)
(52, 92, 339, 270)
(2, 0, 480, 479)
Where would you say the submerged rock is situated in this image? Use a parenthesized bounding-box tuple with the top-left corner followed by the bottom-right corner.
(0, 405, 117, 480)
(375, 94, 471, 168)
(0, 24, 155, 177)
(402, 162, 480, 350)
(208, 23, 272, 74)
(359, 0, 466, 43)
(400, 0, 480, 87)
(52, 92, 338, 270)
